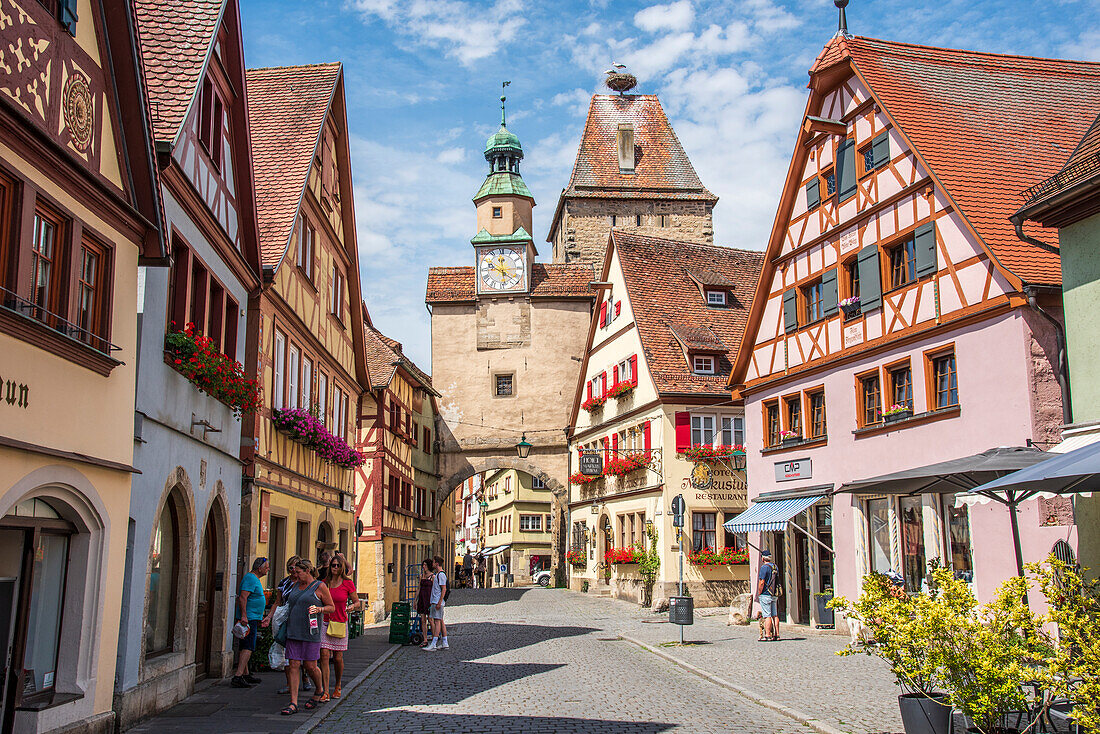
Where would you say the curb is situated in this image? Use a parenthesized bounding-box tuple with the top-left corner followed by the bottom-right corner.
(294, 643, 401, 734)
(620, 635, 848, 734)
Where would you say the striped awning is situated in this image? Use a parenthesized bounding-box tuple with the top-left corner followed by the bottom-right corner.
(722, 495, 825, 534)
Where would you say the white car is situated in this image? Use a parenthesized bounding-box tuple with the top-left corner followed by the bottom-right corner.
(533, 569, 552, 587)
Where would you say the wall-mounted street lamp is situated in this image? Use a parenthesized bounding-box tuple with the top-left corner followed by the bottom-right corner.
(516, 433, 532, 459)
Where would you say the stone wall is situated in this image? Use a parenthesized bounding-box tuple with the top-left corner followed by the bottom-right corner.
(552, 198, 714, 264)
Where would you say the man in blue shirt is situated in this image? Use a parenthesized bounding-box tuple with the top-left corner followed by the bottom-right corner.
(756, 549, 781, 641)
(232, 557, 269, 688)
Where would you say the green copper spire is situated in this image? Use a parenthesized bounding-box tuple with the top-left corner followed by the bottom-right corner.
(477, 82, 528, 201)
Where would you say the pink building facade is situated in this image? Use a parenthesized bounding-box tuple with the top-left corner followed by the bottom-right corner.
(730, 34, 1100, 626)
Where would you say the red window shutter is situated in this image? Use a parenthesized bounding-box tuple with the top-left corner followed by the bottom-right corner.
(643, 420, 652, 453)
(587, 381, 593, 401)
(612, 433, 618, 455)
(630, 354, 638, 386)
(615, 301, 621, 316)
(601, 371, 608, 397)
(599, 302, 607, 327)
(613, 365, 619, 385)
(675, 412, 691, 452)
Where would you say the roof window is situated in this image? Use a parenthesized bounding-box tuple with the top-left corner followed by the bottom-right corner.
(617, 124, 635, 174)
(706, 290, 726, 306)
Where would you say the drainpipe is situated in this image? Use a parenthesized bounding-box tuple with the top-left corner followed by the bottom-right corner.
(1025, 285, 1072, 425)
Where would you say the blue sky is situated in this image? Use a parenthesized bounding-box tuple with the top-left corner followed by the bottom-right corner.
(239, 0, 1098, 370)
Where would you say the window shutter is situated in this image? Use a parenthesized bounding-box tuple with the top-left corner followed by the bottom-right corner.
(58, 0, 78, 35)
(643, 421, 651, 453)
(615, 301, 621, 316)
(805, 178, 821, 210)
(586, 381, 593, 401)
(601, 371, 608, 397)
(837, 138, 857, 201)
(612, 433, 618, 455)
(629, 354, 638, 386)
(675, 412, 690, 452)
(599, 302, 607, 327)
(914, 222, 937, 277)
(613, 365, 619, 385)
(872, 131, 890, 170)
(856, 244, 882, 311)
(822, 267, 839, 316)
(782, 289, 798, 334)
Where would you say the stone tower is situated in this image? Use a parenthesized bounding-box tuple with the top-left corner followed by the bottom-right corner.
(548, 93, 718, 264)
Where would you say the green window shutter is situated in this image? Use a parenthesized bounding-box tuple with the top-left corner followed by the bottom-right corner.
(58, 0, 77, 35)
(837, 139, 857, 202)
(872, 131, 890, 170)
(856, 245, 882, 311)
(914, 222, 937, 277)
(822, 268, 839, 316)
(805, 179, 821, 210)
(782, 289, 798, 334)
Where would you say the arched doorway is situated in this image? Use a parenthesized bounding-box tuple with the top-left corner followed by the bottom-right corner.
(317, 520, 334, 558)
(598, 514, 613, 585)
(194, 499, 228, 679)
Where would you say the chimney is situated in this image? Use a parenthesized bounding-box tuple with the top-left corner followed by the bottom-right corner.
(617, 124, 635, 174)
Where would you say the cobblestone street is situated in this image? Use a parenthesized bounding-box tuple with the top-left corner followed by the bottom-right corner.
(311, 588, 900, 734)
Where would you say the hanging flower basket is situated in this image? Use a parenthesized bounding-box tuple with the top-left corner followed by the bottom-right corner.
(272, 407, 364, 468)
(164, 323, 261, 416)
(581, 395, 606, 413)
(603, 451, 650, 477)
(688, 547, 749, 566)
(567, 550, 587, 566)
(682, 444, 745, 463)
(606, 381, 635, 400)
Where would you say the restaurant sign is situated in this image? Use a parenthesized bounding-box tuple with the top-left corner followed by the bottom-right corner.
(775, 458, 811, 482)
(579, 450, 603, 476)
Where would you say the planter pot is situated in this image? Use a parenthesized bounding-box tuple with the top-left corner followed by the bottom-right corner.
(841, 304, 862, 320)
(898, 693, 952, 734)
(781, 437, 801, 447)
(884, 410, 913, 424)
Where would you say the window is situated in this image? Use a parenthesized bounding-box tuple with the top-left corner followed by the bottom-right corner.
(296, 520, 310, 559)
(76, 239, 108, 346)
(317, 373, 328, 427)
(721, 416, 744, 447)
(16, 528, 69, 698)
(784, 395, 802, 438)
(692, 512, 716, 552)
(492, 206, 502, 218)
(296, 215, 314, 280)
(693, 355, 715, 374)
(168, 238, 238, 357)
(609, 215, 617, 227)
(658, 214, 669, 227)
(268, 515, 286, 586)
(146, 497, 180, 655)
(423, 426, 431, 453)
(330, 266, 344, 320)
(301, 356, 313, 410)
(823, 168, 836, 196)
(889, 364, 913, 410)
(801, 279, 824, 323)
(722, 512, 744, 550)
(617, 356, 633, 385)
(31, 207, 64, 322)
(706, 290, 726, 306)
(899, 496, 925, 592)
(333, 384, 347, 440)
(945, 502, 974, 580)
(867, 498, 890, 574)
(635, 214, 643, 226)
(531, 475, 546, 489)
(495, 373, 513, 396)
(859, 372, 881, 426)
(197, 78, 224, 170)
(504, 476, 512, 493)
(273, 331, 286, 410)
(844, 259, 860, 303)
(287, 345, 300, 410)
(519, 515, 543, 532)
(931, 351, 958, 409)
(691, 415, 715, 446)
(764, 401, 780, 447)
(888, 236, 917, 289)
(860, 143, 875, 175)
(808, 390, 827, 439)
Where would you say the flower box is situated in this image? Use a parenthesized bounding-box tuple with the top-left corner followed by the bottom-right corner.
(603, 451, 650, 477)
(881, 404, 912, 423)
(687, 547, 749, 566)
(272, 407, 364, 468)
(569, 471, 601, 485)
(840, 296, 861, 320)
(604, 547, 642, 565)
(682, 444, 745, 462)
(581, 395, 606, 413)
(164, 324, 261, 416)
(606, 381, 635, 400)
(779, 430, 802, 447)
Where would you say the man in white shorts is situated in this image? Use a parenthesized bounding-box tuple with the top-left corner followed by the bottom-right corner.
(424, 555, 448, 651)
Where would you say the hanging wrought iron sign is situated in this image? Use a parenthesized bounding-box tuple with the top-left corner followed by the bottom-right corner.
(690, 462, 713, 490)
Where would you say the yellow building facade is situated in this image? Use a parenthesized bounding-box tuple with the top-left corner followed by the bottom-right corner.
(482, 469, 553, 585)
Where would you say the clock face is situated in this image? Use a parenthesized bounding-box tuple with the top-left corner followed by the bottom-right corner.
(478, 247, 526, 292)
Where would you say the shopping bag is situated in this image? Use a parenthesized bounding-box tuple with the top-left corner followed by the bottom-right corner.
(231, 620, 249, 639)
(268, 642, 287, 670)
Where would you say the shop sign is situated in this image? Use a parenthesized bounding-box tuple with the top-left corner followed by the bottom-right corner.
(838, 226, 860, 254)
(843, 323, 863, 348)
(679, 472, 747, 504)
(775, 458, 811, 482)
(0, 371, 29, 409)
(690, 462, 713, 489)
(579, 451, 603, 476)
(258, 491, 270, 542)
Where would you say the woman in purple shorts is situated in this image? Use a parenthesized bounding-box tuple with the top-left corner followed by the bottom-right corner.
(280, 559, 334, 715)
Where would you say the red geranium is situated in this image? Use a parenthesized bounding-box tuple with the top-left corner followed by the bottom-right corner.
(164, 324, 261, 416)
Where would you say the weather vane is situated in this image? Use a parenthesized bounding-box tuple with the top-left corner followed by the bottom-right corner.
(501, 80, 511, 126)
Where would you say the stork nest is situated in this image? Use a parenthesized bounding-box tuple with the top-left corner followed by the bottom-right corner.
(605, 73, 638, 93)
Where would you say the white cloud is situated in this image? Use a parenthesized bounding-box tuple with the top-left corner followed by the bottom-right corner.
(743, 0, 799, 33)
(1064, 28, 1100, 61)
(436, 147, 467, 164)
(634, 1, 695, 33)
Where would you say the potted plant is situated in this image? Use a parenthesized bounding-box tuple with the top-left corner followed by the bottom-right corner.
(780, 430, 801, 446)
(569, 471, 600, 485)
(606, 381, 635, 400)
(567, 549, 587, 566)
(687, 547, 749, 566)
(581, 395, 606, 413)
(882, 404, 913, 423)
(605, 547, 641, 565)
(638, 525, 660, 607)
(683, 444, 745, 463)
(272, 407, 365, 468)
(830, 570, 953, 734)
(840, 295, 861, 319)
(603, 451, 649, 477)
(164, 323, 261, 416)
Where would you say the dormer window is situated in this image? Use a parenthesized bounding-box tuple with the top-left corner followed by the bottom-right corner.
(617, 124, 635, 173)
(492, 207, 502, 218)
(706, 290, 726, 306)
(693, 355, 715, 374)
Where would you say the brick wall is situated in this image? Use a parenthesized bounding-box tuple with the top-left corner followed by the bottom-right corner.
(552, 198, 714, 264)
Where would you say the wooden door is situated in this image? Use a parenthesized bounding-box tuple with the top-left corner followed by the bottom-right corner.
(194, 528, 217, 678)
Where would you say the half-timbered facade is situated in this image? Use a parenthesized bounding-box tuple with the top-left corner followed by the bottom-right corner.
(0, 1, 163, 731)
(241, 63, 370, 587)
(356, 320, 439, 620)
(730, 34, 1100, 624)
(567, 232, 761, 607)
(114, 2, 263, 723)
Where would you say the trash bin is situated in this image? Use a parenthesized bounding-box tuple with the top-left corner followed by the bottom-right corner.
(669, 595, 694, 625)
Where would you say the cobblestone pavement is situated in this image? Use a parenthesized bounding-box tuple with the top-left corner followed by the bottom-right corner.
(313, 587, 824, 733)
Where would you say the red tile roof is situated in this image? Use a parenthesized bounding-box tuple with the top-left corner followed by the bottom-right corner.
(613, 232, 763, 396)
(1018, 112, 1100, 214)
(843, 37, 1100, 286)
(810, 34, 852, 73)
(425, 263, 597, 304)
(362, 322, 433, 392)
(134, 0, 224, 144)
(245, 63, 341, 271)
(562, 95, 715, 201)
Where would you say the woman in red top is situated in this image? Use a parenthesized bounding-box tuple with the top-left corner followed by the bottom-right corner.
(318, 555, 361, 700)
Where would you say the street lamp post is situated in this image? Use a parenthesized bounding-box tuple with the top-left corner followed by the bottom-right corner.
(516, 433, 532, 459)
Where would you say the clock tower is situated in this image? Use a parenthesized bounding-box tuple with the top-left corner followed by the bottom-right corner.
(472, 94, 536, 296)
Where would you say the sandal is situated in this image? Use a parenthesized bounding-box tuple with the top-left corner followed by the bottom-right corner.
(303, 697, 324, 710)
(332, 686, 341, 699)
(317, 692, 330, 703)
(280, 704, 298, 716)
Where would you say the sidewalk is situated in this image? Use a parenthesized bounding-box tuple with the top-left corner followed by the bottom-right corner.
(128, 624, 396, 734)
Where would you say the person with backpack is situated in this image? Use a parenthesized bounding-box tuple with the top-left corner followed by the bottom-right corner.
(423, 554, 449, 651)
(756, 549, 782, 642)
